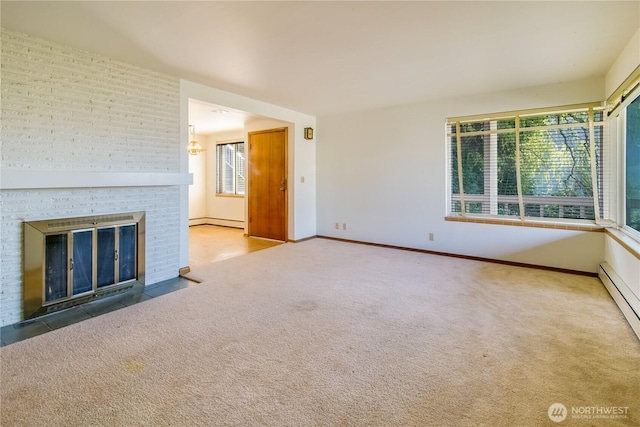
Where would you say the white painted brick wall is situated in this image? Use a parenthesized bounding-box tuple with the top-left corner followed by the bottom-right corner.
(0, 29, 183, 326)
(1, 29, 180, 171)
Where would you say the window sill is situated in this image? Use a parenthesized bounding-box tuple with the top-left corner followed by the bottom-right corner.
(445, 215, 604, 232)
(605, 228, 640, 260)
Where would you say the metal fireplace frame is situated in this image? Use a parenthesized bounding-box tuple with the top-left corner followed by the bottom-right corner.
(23, 212, 146, 320)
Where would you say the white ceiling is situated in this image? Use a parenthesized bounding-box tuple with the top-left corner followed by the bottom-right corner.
(188, 99, 257, 135)
(2, 1, 639, 126)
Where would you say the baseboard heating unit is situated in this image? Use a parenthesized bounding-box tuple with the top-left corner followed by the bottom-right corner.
(599, 262, 640, 340)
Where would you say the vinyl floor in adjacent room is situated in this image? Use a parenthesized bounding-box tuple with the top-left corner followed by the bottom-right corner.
(0, 225, 281, 346)
(187, 224, 282, 269)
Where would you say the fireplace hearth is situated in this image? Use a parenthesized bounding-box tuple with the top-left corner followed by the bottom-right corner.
(23, 212, 145, 320)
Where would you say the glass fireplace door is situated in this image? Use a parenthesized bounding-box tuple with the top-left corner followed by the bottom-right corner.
(97, 227, 116, 288)
(97, 224, 137, 288)
(118, 224, 136, 282)
(44, 233, 68, 302)
(72, 229, 94, 295)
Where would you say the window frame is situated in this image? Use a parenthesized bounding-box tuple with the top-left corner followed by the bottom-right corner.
(617, 86, 640, 240)
(446, 102, 607, 226)
(215, 141, 246, 197)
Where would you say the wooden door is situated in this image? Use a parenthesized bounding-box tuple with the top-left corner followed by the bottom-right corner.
(248, 128, 287, 241)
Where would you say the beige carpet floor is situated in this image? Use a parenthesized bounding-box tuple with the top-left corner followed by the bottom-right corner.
(1, 238, 639, 426)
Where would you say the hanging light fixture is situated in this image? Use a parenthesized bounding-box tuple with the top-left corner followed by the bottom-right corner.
(187, 124, 206, 155)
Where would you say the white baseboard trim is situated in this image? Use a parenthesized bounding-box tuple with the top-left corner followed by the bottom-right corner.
(599, 262, 640, 340)
(188, 218, 209, 226)
(188, 217, 244, 229)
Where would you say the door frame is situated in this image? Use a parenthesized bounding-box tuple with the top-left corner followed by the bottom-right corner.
(247, 127, 288, 241)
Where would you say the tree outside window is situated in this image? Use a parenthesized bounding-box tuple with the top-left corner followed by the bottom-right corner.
(449, 107, 604, 221)
(626, 96, 640, 232)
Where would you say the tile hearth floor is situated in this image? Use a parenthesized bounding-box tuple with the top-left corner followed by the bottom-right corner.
(0, 277, 198, 347)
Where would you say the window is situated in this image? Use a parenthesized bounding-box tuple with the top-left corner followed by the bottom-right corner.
(608, 76, 640, 239)
(447, 104, 606, 222)
(216, 142, 245, 195)
(625, 94, 640, 233)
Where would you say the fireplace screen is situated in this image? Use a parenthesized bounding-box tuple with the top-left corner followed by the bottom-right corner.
(24, 212, 145, 320)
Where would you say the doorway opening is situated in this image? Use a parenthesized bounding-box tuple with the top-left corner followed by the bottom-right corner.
(186, 99, 289, 270)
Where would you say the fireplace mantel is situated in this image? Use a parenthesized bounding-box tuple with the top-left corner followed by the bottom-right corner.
(1, 170, 192, 190)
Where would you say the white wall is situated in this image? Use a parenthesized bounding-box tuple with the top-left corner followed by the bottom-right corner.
(317, 77, 605, 273)
(605, 28, 640, 99)
(0, 29, 186, 326)
(604, 235, 640, 315)
(188, 133, 207, 221)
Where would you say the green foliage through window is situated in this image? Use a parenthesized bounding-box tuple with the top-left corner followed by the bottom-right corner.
(626, 96, 640, 232)
(448, 106, 605, 221)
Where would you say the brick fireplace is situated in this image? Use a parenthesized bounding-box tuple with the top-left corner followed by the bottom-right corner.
(0, 29, 187, 327)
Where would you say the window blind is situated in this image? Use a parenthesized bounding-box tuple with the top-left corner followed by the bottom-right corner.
(216, 142, 245, 195)
(448, 103, 607, 222)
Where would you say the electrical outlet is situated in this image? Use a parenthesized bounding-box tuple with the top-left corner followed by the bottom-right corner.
(335, 222, 340, 230)
(343, 223, 347, 230)
(429, 233, 435, 241)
